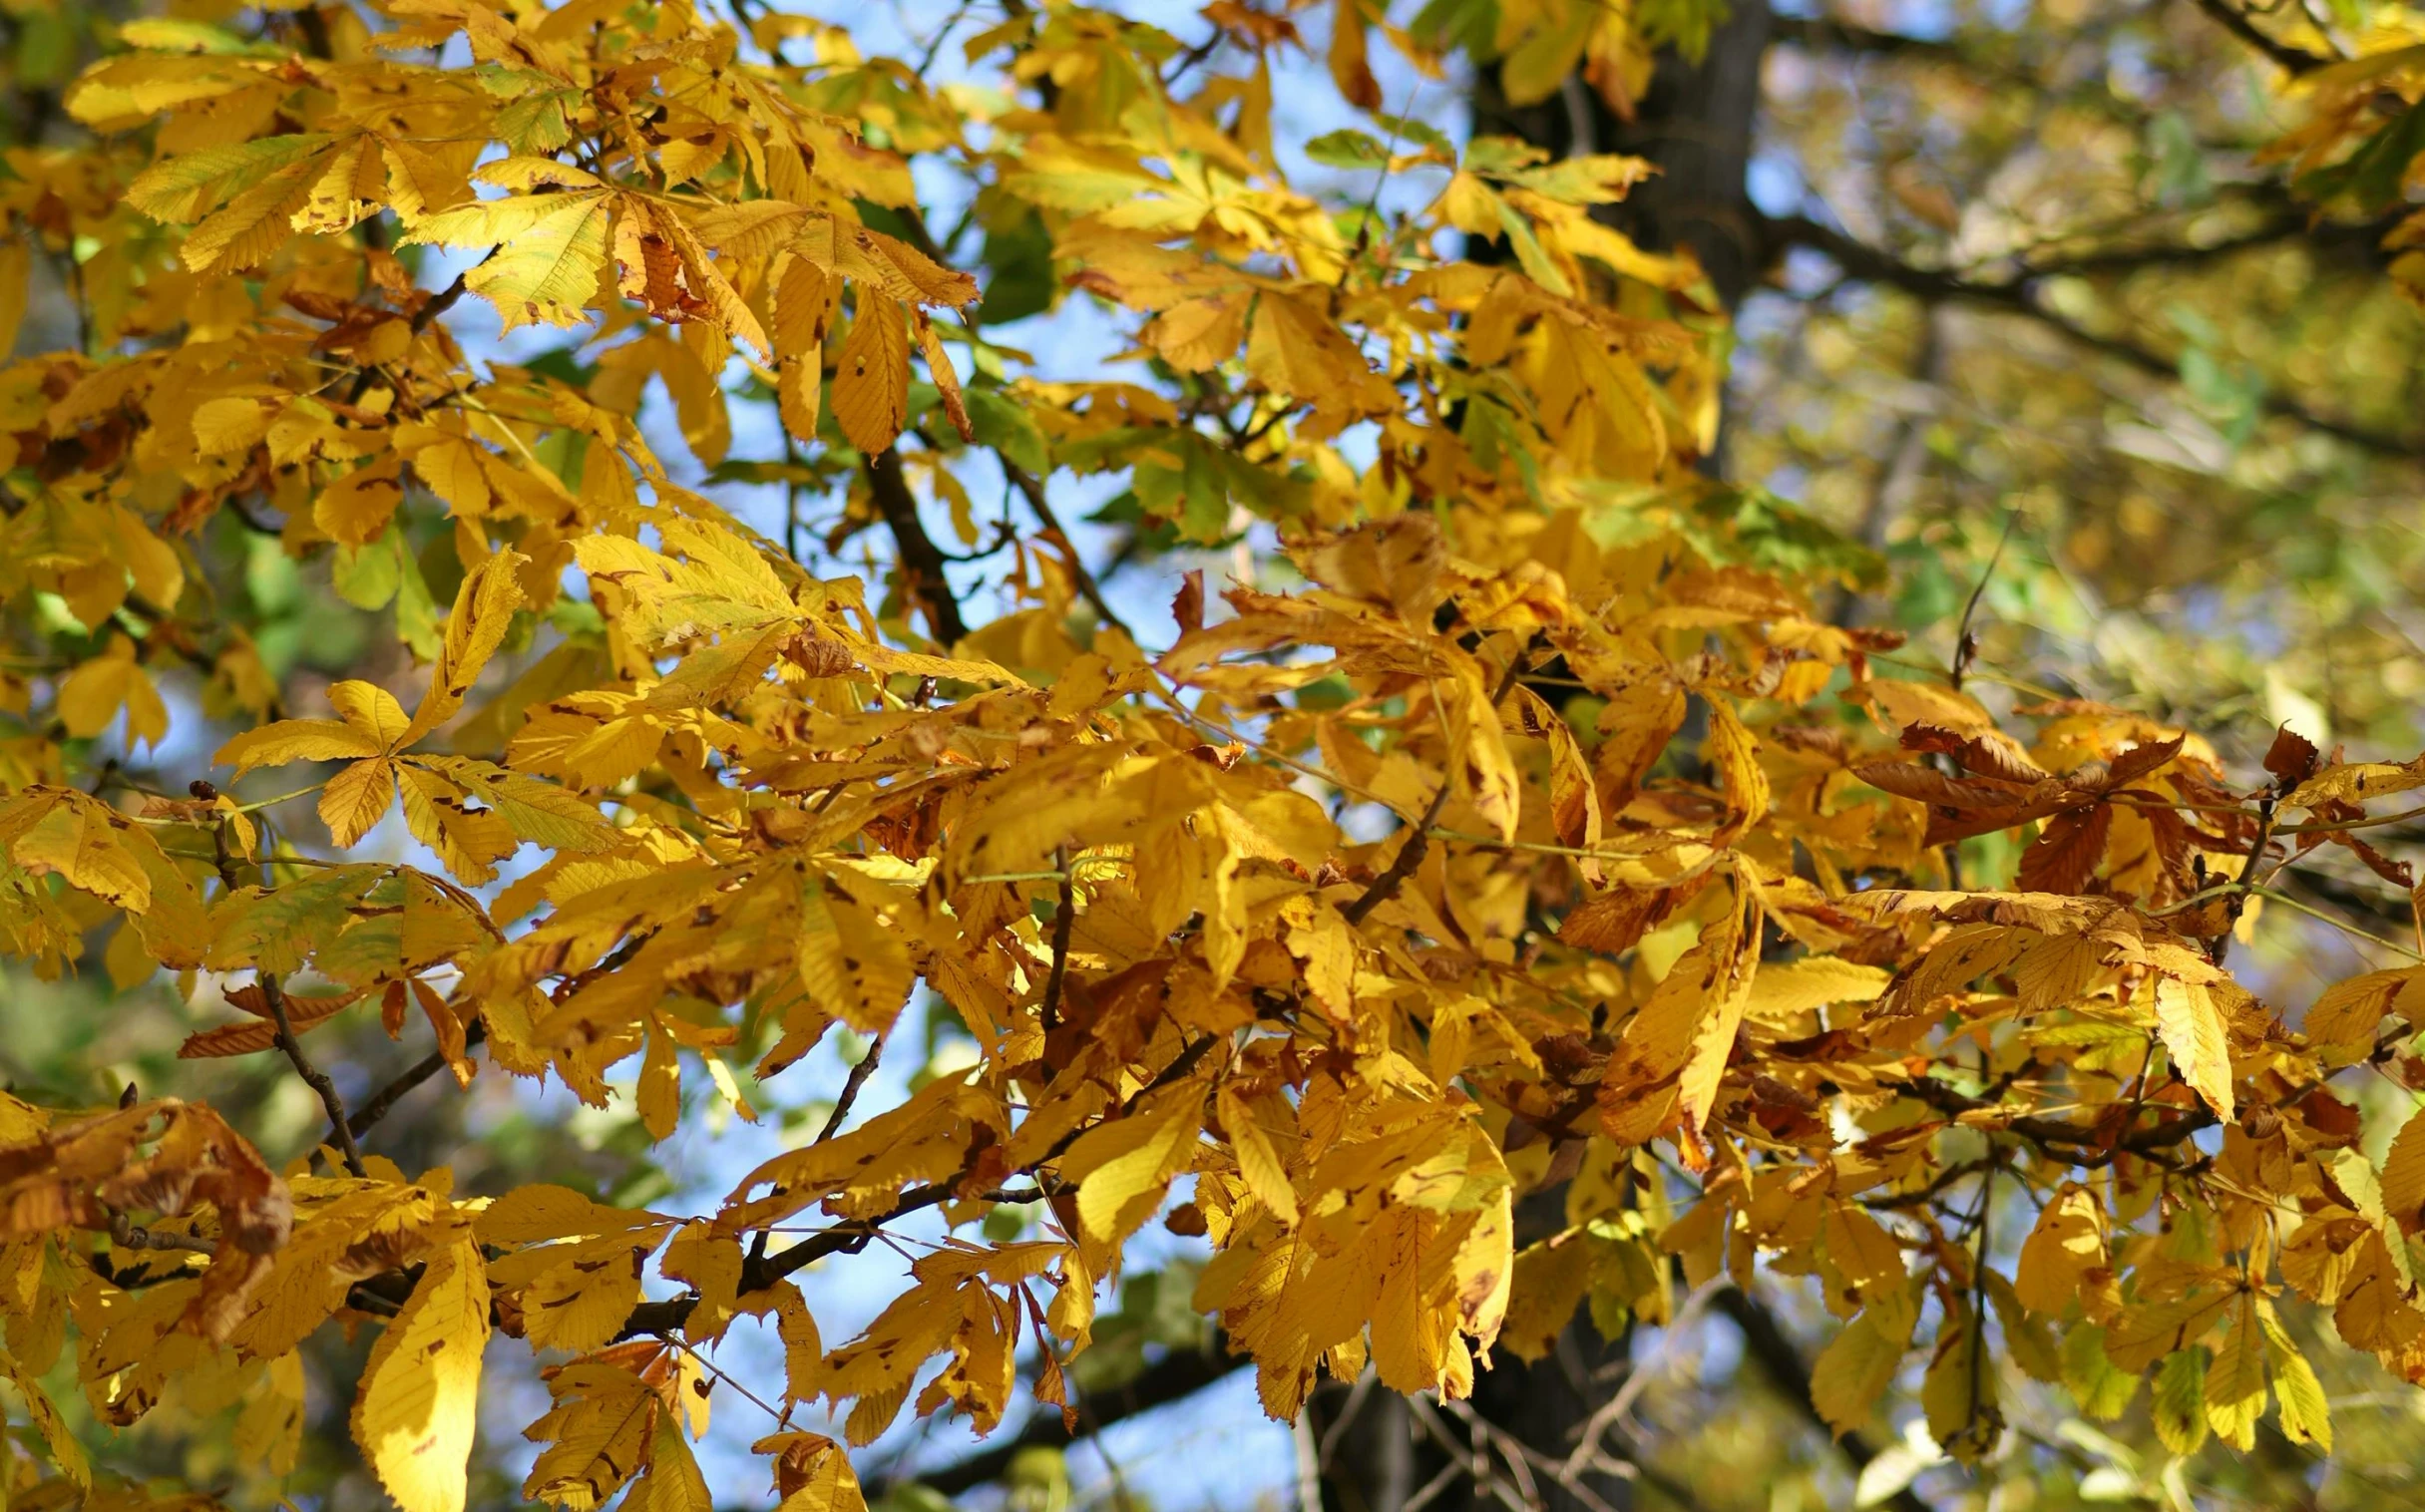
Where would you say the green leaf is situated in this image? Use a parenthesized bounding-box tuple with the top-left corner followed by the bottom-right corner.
(1306, 130, 1392, 170)
(2259, 1308, 2333, 1452)
(333, 528, 404, 611)
(2151, 1347, 2210, 1456)
(1373, 112, 1454, 157)
(127, 134, 332, 224)
(966, 388, 1050, 477)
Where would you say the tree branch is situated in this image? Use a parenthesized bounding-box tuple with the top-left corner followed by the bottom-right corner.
(866, 448, 971, 645)
(346, 1019, 487, 1141)
(885, 1334, 1244, 1496)
(612, 1034, 1220, 1341)
(410, 272, 470, 335)
(1763, 212, 2425, 459)
(1895, 1074, 2215, 1168)
(263, 975, 368, 1178)
(2183, 0, 2331, 74)
(814, 1032, 885, 1144)
(1005, 464, 1131, 639)
(1770, 14, 1964, 61)
(1716, 1288, 1937, 1512)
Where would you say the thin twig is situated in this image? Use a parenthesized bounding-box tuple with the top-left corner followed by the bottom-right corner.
(2214, 790, 2279, 966)
(2184, 0, 2331, 72)
(1951, 508, 2020, 689)
(866, 447, 972, 645)
(1342, 645, 1532, 927)
(411, 272, 469, 334)
(208, 812, 367, 1178)
(1764, 211, 2425, 459)
(1040, 847, 1074, 1034)
(2251, 886, 2425, 961)
(347, 1020, 487, 1140)
(263, 974, 368, 1178)
(1007, 465, 1131, 639)
(815, 1033, 886, 1144)
(108, 1211, 217, 1257)
(619, 1033, 1222, 1340)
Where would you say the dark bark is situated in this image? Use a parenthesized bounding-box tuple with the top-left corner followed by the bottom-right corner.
(886, 1338, 1244, 1497)
(1472, 1, 1776, 310)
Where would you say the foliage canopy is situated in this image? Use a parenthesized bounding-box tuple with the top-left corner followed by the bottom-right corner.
(5, 0, 2425, 1507)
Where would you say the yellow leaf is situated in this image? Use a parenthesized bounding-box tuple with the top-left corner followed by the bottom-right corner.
(2014, 1182, 2115, 1321)
(519, 1241, 645, 1354)
(1218, 1086, 1298, 1225)
(0, 1343, 89, 1487)
(403, 550, 529, 746)
(1245, 289, 1376, 408)
(751, 1430, 868, 1512)
(2151, 974, 2234, 1121)
(409, 192, 613, 330)
(792, 213, 978, 308)
(0, 237, 28, 360)
(638, 1016, 681, 1141)
(314, 456, 408, 547)
(1811, 1283, 1917, 1436)
(796, 873, 917, 1035)
(2383, 1104, 2425, 1233)
(1920, 1298, 1999, 1460)
(2204, 1297, 2266, 1450)
(319, 756, 398, 848)
(8, 789, 153, 911)
(184, 156, 319, 272)
(233, 1349, 306, 1478)
(833, 296, 910, 455)
(217, 719, 386, 775)
(1706, 697, 1770, 843)
(477, 1185, 665, 1245)
(1743, 956, 1891, 1022)
(2259, 1305, 2331, 1451)
(194, 395, 275, 456)
(771, 1286, 824, 1410)
(627, 1411, 711, 1512)
(129, 134, 333, 223)
(1063, 1090, 1199, 1246)
(56, 633, 169, 751)
(352, 1236, 489, 1512)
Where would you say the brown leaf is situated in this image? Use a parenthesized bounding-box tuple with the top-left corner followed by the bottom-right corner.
(1173, 568, 1206, 635)
(2264, 723, 2324, 787)
(2335, 830, 2417, 890)
(1899, 723, 2052, 785)
(1855, 762, 2092, 845)
(1559, 880, 1705, 955)
(2016, 803, 2114, 896)
(2098, 736, 2185, 791)
(178, 990, 355, 1060)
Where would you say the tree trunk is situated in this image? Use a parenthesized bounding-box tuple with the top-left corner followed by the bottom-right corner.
(1472, 0, 1776, 311)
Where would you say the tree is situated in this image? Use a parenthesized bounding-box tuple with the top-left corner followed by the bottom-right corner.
(6, 0, 2425, 1508)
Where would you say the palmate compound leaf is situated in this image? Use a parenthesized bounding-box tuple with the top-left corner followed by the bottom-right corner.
(406, 192, 613, 331)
